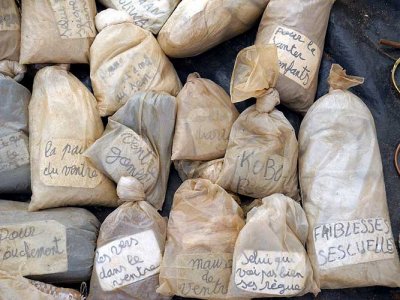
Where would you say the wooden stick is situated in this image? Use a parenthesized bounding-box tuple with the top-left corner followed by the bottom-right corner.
(380, 39, 400, 49)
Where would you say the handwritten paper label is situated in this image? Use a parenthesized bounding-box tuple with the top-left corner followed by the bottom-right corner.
(314, 218, 396, 269)
(0, 132, 29, 173)
(40, 139, 102, 188)
(269, 26, 321, 89)
(232, 149, 285, 197)
(235, 250, 306, 296)
(0, 220, 68, 276)
(0, 0, 19, 31)
(103, 127, 159, 188)
(98, 52, 157, 106)
(177, 253, 232, 299)
(95, 230, 161, 291)
(49, 0, 96, 39)
(108, 0, 176, 33)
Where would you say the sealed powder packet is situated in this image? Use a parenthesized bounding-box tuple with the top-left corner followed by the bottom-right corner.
(255, 0, 335, 113)
(299, 64, 400, 288)
(0, 0, 21, 62)
(217, 45, 299, 200)
(28, 66, 118, 211)
(0, 270, 82, 300)
(172, 73, 239, 161)
(20, 0, 97, 64)
(0, 200, 99, 284)
(88, 177, 169, 300)
(157, 179, 245, 299)
(157, 0, 269, 58)
(98, 0, 181, 34)
(90, 9, 181, 116)
(0, 65, 30, 193)
(228, 194, 319, 298)
(85, 91, 177, 210)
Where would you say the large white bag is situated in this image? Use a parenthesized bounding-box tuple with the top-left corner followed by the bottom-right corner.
(299, 64, 400, 289)
(255, 0, 335, 113)
(29, 66, 118, 211)
(90, 9, 181, 116)
(157, 0, 269, 58)
(228, 194, 319, 297)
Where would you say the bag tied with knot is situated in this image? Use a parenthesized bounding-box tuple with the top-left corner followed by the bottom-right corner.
(228, 194, 319, 298)
(172, 73, 239, 161)
(299, 64, 400, 289)
(217, 45, 299, 200)
(157, 178, 245, 299)
(29, 66, 118, 211)
(85, 91, 177, 210)
(88, 176, 168, 300)
(255, 0, 335, 113)
(90, 9, 181, 116)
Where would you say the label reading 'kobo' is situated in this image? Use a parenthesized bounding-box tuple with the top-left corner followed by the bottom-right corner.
(233, 147, 285, 197)
(0, 1, 19, 31)
(177, 253, 232, 299)
(95, 230, 161, 291)
(269, 26, 321, 89)
(40, 139, 102, 188)
(314, 218, 396, 269)
(0, 220, 68, 276)
(104, 128, 159, 190)
(235, 250, 306, 296)
(0, 132, 29, 173)
(49, 0, 96, 39)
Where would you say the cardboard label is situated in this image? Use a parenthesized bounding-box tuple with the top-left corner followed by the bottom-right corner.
(104, 127, 159, 189)
(0, 132, 29, 173)
(40, 139, 102, 188)
(177, 253, 232, 299)
(234, 250, 306, 296)
(108, 0, 175, 31)
(0, 0, 19, 31)
(314, 218, 396, 269)
(95, 230, 161, 291)
(49, 0, 96, 39)
(0, 220, 68, 276)
(98, 52, 158, 105)
(269, 26, 321, 89)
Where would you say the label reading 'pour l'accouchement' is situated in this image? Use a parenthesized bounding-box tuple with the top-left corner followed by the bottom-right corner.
(95, 230, 162, 291)
(314, 217, 396, 269)
(234, 250, 306, 296)
(269, 26, 321, 89)
(0, 220, 68, 276)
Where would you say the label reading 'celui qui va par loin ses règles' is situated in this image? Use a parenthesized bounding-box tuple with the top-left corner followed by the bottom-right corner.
(234, 250, 306, 296)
